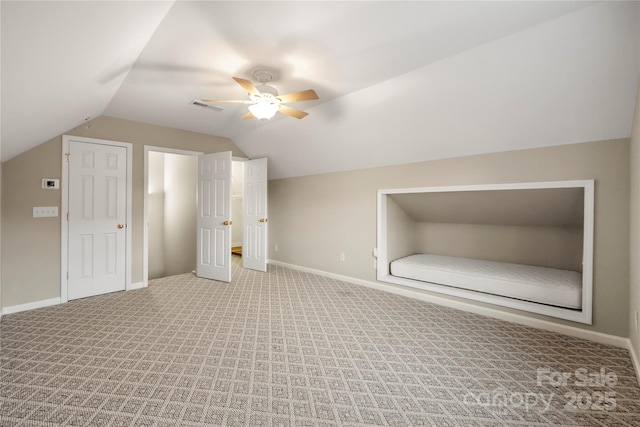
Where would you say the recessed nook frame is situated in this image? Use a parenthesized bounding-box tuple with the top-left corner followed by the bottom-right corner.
(376, 180, 594, 324)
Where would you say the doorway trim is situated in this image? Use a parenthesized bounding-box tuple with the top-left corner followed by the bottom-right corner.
(61, 135, 133, 303)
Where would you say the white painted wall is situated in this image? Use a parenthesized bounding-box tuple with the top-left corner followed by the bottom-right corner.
(235, 1, 640, 180)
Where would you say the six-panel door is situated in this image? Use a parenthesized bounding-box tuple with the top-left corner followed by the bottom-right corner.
(68, 141, 127, 300)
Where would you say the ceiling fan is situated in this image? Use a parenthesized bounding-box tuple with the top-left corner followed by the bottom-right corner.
(200, 70, 319, 121)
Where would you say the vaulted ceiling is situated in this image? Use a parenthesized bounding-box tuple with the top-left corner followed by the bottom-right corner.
(2, 1, 639, 179)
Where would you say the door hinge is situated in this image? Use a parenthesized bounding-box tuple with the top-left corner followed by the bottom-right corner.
(66, 212, 69, 221)
(66, 153, 71, 163)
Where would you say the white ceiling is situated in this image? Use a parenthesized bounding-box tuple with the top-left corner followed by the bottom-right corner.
(2, 1, 639, 179)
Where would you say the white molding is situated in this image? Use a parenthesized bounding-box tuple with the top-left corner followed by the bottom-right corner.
(144, 145, 204, 157)
(377, 179, 595, 325)
(1, 282, 146, 316)
(128, 281, 146, 291)
(62, 136, 133, 303)
(379, 273, 589, 324)
(2, 297, 61, 316)
(628, 339, 640, 386)
(268, 260, 627, 349)
(378, 179, 597, 195)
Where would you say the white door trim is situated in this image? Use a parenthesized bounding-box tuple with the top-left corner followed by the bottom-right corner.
(61, 135, 133, 303)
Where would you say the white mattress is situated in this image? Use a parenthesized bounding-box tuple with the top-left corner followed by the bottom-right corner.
(390, 254, 582, 309)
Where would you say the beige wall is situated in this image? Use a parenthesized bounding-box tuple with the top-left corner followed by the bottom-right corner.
(385, 197, 416, 263)
(387, 186, 585, 271)
(630, 81, 640, 359)
(2, 141, 64, 305)
(413, 223, 583, 271)
(269, 139, 630, 337)
(0, 161, 3, 320)
(1, 116, 244, 308)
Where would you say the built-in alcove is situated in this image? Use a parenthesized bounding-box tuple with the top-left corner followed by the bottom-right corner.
(376, 180, 594, 323)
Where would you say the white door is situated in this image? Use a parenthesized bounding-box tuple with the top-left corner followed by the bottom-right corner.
(197, 151, 232, 282)
(243, 158, 268, 272)
(68, 141, 127, 300)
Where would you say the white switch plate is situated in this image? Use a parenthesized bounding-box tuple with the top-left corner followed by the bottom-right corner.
(33, 206, 58, 217)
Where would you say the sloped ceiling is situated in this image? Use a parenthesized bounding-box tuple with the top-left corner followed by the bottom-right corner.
(2, 1, 639, 179)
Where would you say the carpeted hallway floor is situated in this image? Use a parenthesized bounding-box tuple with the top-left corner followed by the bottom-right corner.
(1, 258, 639, 426)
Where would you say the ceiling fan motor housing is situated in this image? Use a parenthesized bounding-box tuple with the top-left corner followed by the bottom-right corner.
(254, 69, 274, 83)
(253, 69, 279, 97)
(257, 85, 278, 97)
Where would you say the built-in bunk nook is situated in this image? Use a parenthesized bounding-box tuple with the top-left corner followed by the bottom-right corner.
(376, 180, 594, 324)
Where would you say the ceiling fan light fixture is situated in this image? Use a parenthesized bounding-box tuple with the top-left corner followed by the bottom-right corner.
(248, 100, 279, 120)
(201, 74, 317, 121)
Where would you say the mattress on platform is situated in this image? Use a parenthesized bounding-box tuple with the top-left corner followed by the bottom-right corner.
(390, 254, 582, 309)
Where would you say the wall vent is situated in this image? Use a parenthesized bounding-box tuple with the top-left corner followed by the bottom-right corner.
(190, 100, 224, 112)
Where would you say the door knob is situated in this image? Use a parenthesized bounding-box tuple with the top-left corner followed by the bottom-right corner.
(117, 224, 124, 229)
(259, 218, 268, 223)
(223, 221, 232, 226)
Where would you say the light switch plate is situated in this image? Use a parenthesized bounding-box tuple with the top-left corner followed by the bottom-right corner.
(33, 206, 58, 217)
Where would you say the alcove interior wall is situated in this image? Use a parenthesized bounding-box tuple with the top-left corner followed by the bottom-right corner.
(386, 187, 585, 271)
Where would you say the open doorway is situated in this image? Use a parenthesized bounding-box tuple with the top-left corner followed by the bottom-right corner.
(143, 146, 248, 283)
(231, 161, 244, 257)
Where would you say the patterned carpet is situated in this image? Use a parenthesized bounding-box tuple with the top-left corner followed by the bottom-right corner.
(1, 257, 639, 426)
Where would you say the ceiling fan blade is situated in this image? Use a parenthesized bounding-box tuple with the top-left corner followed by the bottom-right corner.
(276, 89, 319, 104)
(200, 99, 251, 104)
(278, 105, 309, 119)
(233, 77, 261, 97)
(242, 111, 256, 120)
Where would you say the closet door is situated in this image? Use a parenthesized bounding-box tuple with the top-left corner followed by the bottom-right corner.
(243, 158, 268, 272)
(67, 140, 128, 300)
(196, 151, 232, 282)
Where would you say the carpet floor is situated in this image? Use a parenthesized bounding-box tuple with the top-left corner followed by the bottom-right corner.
(1, 258, 639, 426)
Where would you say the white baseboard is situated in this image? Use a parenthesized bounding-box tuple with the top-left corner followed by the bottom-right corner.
(1, 282, 146, 317)
(1, 297, 61, 316)
(268, 260, 628, 349)
(127, 281, 146, 291)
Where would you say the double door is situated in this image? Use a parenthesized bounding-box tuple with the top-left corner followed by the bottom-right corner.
(197, 152, 268, 281)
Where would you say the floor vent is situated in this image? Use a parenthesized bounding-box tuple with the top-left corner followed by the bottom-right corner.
(190, 100, 224, 112)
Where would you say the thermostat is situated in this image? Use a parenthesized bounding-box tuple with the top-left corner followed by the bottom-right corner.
(42, 179, 59, 189)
